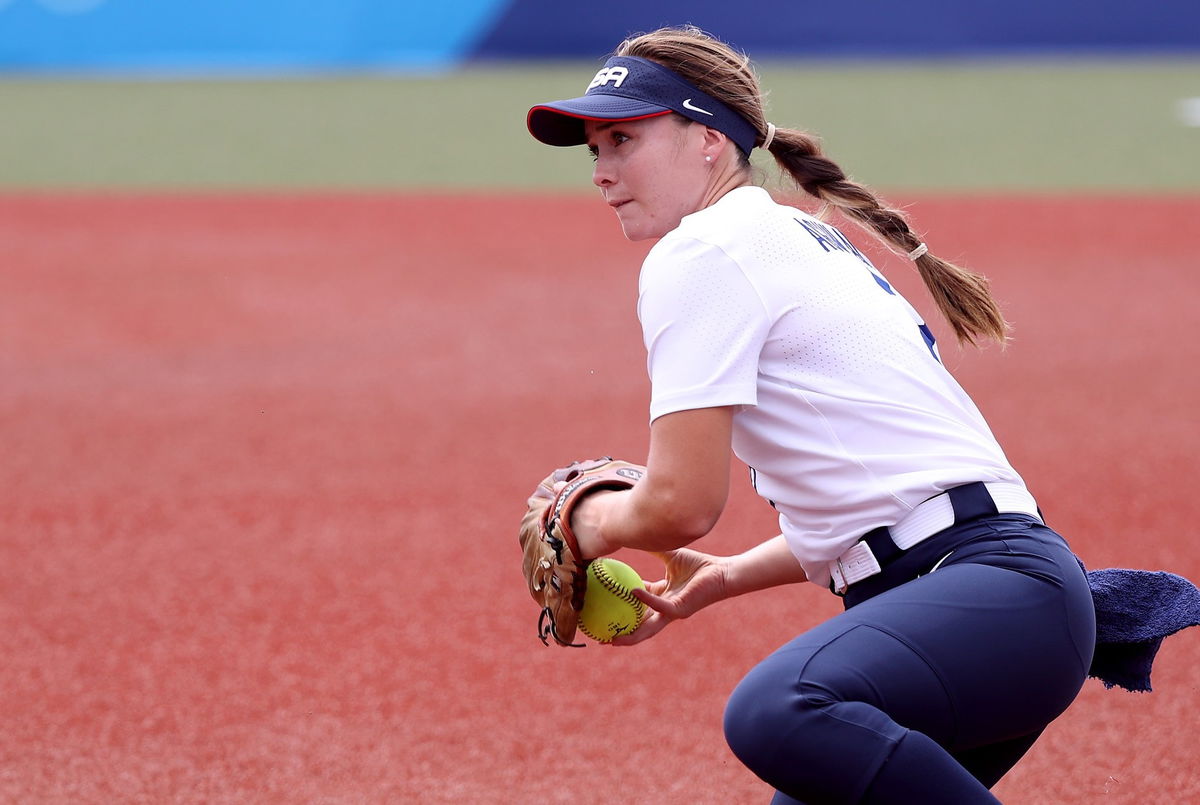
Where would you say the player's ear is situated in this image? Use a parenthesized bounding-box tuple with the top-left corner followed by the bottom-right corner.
(698, 125, 730, 163)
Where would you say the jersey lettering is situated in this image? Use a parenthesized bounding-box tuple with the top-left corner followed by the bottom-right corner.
(795, 217, 940, 361)
(867, 268, 896, 295)
(919, 323, 940, 362)
(795, 218, 871, 267)
(588, 66, 629, 90)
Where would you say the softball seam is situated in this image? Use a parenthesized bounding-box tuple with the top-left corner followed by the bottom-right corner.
(594, 561, 645, 613)
(579, 561, 645, 641)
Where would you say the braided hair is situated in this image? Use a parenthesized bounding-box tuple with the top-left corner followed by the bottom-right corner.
(617, 26, 1008, 346)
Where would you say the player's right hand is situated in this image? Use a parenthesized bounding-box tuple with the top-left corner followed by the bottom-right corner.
(610, 548, 732, 645)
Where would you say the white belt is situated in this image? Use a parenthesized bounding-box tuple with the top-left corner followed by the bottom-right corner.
(828, 482, 1041, 595)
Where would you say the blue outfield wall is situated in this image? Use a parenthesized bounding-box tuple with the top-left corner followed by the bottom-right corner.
(1, 0, 1198, 73)
(475, 1, 1200, 60)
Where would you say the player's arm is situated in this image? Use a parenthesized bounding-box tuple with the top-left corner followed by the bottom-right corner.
(572, 405, 734, 558)
(725, 533, 810, 593)
(611, 535, 809, 645)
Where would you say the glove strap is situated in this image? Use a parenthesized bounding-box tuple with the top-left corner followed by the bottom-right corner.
(543, 464, 644, 560)
(538, 606, 585, 648)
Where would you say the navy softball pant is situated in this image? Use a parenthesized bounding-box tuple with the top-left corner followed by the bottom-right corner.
(723, 515, 1096, 804)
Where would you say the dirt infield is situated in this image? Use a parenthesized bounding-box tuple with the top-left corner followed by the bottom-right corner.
(2, 192, 1197, 803)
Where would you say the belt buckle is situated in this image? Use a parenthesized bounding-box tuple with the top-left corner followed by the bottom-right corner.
(830, 564, 848, 596)
(829, 541, 883, 595)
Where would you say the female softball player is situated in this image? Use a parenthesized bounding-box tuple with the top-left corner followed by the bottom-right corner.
(524, 25, 1191, 804)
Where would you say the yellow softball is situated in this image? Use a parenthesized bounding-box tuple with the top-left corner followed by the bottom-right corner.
(579, 558, 647, 643)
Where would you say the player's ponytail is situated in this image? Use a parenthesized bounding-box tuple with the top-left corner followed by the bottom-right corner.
(618, 26, 1009, 347)
(765, 127, 1008, 346)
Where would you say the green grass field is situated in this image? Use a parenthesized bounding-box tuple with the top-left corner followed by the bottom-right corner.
(2, 59, 1198, 191)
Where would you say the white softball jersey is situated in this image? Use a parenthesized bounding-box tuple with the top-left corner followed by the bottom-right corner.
(637, 186, 1027, 586)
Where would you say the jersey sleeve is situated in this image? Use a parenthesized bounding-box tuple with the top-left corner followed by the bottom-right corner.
(638, 236, 770, 422)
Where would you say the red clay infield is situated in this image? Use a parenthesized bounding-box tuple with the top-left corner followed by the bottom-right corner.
(1, 192, 1197, 803)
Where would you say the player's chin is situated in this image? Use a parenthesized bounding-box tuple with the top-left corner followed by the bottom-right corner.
(616, 218, 645, 242)
(616, 209, 665, 242)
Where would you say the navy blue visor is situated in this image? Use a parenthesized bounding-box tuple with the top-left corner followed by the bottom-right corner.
(527, 56, 759, 155)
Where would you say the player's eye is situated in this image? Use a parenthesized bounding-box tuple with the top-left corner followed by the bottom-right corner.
(586, 130, 629, 162)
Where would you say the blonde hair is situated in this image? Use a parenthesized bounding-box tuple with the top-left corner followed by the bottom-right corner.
(616, 26, 1008, 347)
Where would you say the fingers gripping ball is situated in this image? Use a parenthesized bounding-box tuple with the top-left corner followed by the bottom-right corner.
(580, 558, 647, 643)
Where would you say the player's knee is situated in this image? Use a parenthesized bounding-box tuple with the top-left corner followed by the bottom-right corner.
(723, 662, 834, 771)
(725, 660, 899, 802)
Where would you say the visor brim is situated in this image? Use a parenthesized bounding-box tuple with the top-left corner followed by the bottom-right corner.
(527, 96, 672, 146)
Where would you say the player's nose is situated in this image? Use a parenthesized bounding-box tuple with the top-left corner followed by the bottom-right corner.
(592, 155, 615, 188)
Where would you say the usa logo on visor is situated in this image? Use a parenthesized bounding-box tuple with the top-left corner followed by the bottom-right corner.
(528, 55, 759, 155)
(588, 66, 629, 90)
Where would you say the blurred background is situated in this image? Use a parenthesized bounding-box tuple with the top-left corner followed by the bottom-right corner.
(3, 4, 1200, 804)
(2, 0, 1198, 191)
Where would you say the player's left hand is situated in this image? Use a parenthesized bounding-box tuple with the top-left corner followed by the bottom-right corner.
(518, 457, 645, 647)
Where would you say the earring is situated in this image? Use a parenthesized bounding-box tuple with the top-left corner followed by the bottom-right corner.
(705, 156, 712, 163)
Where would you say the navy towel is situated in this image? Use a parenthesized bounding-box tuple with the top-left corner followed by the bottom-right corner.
(1086, 566, 1200, 692)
